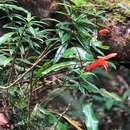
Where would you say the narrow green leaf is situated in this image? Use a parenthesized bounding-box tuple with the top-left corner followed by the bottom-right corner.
(0, 32, 14, 45)
(83, 103, 99, 130)
(0, 55, 12, 67)
(42, 61, 76, 76)
(54, 43, 68, 63)
(83, 81, 99, 93)
(0, 4, 29, 14)
(99, 89, 122, 102)
(80, 72, 97, 78)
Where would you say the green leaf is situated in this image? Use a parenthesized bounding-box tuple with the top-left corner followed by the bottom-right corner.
(64, 47, 93, 61)
(61, 32, 71, 44)
(99, 89, 122, 102)
(42, 61, 77, 76)
(0, 4, 29, 14)
(17, 99, 28, 109)
(108, 61, 117, 70)
(83, 81, 99, 93)
(12, 14, 26, 22)
(0, 55, 12, 67)
(83, 103, 99, 130)
(54, 43, 68, 63)
(90, 37, 100, 47)
(80, 72, 97, 78)
(28, 26, 36, 36)
(99, 45, 109, 50)
(19, 45, 25, 55)
(70, 0, 87, 7)
(90, 37, 109, 53)
(0, 32, 14, 45)
(82, 81, 122, 101)
(105, 98, 114, 110)
(123, 89, 130, 100)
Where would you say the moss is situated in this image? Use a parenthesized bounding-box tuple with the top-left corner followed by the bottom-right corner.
(88, 0, 130, 22)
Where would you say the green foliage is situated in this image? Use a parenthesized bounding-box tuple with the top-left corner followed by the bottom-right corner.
(0, 0, 128, 129)
(83, 103, 99, 130)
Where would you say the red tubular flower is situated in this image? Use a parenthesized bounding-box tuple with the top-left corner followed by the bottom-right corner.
(99, 28, 110, 36)
(84, 53, 117, 72)
(85, 58, 108, 71)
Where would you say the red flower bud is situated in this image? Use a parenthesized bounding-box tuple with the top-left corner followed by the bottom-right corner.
(99, 29, 110, 36)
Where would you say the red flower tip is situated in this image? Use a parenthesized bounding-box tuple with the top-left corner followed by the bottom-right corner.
(97, 53, 117, 60)
(99, 28, 110, 36)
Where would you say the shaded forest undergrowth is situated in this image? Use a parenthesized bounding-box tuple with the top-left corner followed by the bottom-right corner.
(0, 0, 130, 130)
